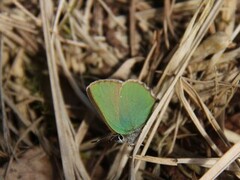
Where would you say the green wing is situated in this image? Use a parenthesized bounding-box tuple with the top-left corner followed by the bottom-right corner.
(87, 79, 156, 135)
(119, 80, 155, 134)
(87, 80, 122, 133)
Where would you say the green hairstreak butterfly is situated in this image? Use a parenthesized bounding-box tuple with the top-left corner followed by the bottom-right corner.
(87, 79, 156, 145)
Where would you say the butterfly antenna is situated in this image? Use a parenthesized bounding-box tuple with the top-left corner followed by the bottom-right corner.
(91, 133, 114, 144)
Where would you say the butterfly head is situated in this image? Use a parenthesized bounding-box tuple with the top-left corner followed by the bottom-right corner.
(111, 128, 142, 145)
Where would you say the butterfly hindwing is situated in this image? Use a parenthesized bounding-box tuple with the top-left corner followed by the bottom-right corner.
(119, 80, 155, 134)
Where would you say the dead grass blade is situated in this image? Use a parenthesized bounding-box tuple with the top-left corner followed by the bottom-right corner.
(130, 0, 136, 56)
(180, 78, 232, 146)
(138, 42, 157, 81)
(0, 33, 11, 154)
(71, 14, 119, 67)
(134, 155, 240, 171)
(40, 0, 90, 179)
(98, 0, 126, 30)
(175, 78, 223, 155)
(5, 117, 43, 177)
(12, 0, 41, 25)
(224, 129, 240, 144)
(107, 145, 133, 179)
(200, 141, 240, 180)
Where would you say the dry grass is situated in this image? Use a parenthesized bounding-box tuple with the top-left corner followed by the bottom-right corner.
(1, 0, 240, 179)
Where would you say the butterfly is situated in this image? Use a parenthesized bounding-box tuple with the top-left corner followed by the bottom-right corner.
(87, 79, 156, 145)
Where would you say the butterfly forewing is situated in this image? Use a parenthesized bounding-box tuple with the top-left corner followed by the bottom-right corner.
(87, 80, 124, 134)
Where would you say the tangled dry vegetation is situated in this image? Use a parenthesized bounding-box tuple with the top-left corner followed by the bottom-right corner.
(1, 0, 240, 179)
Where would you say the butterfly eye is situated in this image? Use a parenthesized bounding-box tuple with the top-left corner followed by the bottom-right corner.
(109, 134, 124, 143)
(117, 135, 124, 143)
